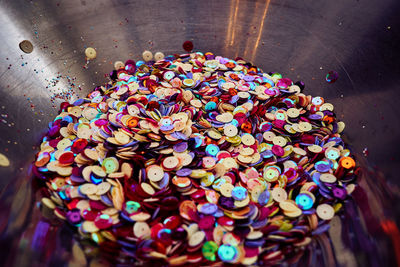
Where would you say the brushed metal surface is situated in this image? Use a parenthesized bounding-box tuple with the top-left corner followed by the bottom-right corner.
(0, 0, 399, 265)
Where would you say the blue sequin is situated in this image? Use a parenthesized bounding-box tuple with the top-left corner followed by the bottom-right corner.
(218, 244, 238, 262)
(205, 101, 217, 111)
(295, 193, 313, 210)
(205, 144, 219, 157)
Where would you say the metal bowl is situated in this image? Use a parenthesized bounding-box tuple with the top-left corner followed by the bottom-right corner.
(0, 0, 399, 266)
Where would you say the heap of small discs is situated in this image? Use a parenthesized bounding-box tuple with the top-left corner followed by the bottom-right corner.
(34, 52, 357, 265)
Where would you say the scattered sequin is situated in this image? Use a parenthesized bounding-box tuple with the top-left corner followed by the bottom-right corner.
(326, 70, 339, 83)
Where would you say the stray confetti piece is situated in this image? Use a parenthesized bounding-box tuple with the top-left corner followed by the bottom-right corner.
(182, 40, 193, 52)
(19, 40, 33, 54)
(326, 71, 338, 83)
(85, 47, 97, 60)
(0, 153, 10, 167)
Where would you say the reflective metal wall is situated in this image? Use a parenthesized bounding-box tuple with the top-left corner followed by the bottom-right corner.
(0, 0, 399, 266)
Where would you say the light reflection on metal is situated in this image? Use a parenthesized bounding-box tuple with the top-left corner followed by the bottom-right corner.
(225, 0, 237, 52)
(229, 0, 240, 47)
(250, 0, 271, 62)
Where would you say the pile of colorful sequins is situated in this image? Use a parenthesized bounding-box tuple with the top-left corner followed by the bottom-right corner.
(33, 52, 357, 265)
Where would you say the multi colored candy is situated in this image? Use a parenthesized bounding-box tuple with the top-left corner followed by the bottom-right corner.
(34, 51, 358, 265)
